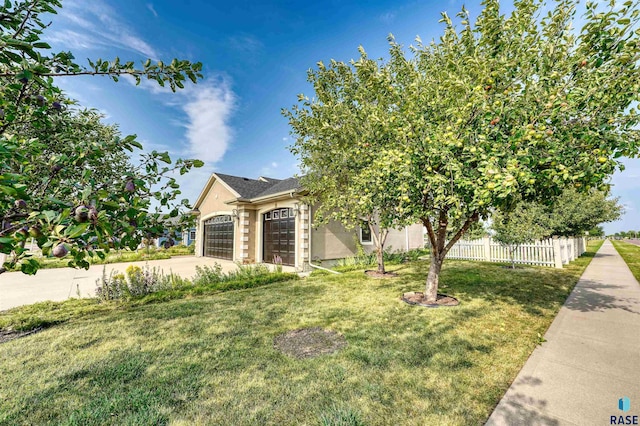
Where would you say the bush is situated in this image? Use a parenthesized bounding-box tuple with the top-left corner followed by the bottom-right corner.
(165, 244, 195, 255)
(95, 269, 129, 301)
(95, 264, 189, 301)
(95, 262, 291, 303)
(192, 262, 273, 286)
(333, 248, 430, 272)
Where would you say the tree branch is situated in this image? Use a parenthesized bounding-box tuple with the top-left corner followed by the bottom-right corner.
(435, 208, 448, 256)
(422, 217, 437, 249)
(443, 211, 479, 255)
(12, 0, 39, 39)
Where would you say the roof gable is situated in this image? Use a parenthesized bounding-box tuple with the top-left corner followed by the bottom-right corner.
(195, 173, 302, 209)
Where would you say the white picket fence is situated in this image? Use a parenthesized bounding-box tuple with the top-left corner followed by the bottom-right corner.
(425, 236, 587, 268)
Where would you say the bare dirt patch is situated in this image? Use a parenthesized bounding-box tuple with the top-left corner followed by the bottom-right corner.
(364, 270, 398, 278)
(0, 327, 43, 344)
(274, 327, 347, 359)
(401, 292, 459, 308)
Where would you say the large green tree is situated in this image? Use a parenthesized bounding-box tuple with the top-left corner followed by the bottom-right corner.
(286, 0, 640, 303)
(492, 187, 622, 256)
(286, 52, 412, 274)
(0, 0, 204, 274)
(546, 187, 622, 236)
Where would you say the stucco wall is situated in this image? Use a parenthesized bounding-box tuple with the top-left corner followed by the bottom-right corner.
(376, 223, 426, 253)
(308, 205, 425, 261)
(310, 220, 359, 261)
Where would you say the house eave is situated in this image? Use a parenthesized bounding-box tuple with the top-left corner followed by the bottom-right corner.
(247, 189, 302, 204)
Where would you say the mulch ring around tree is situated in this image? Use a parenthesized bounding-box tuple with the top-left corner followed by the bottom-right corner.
(364, 270, 399, 278)
(274, 327, 348, 359)
(401, 292, 459, 308)
(0, 327, 43, 344)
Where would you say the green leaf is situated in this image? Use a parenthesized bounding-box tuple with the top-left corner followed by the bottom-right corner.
(66, 223, 90, 238)
(101, 201, 120, 210)
(45, 198, 73, 206)
(0, 185, 17, 196)
(158, 152, 171, 164)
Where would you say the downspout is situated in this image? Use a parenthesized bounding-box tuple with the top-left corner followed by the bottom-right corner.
(306, 203, 340, 275)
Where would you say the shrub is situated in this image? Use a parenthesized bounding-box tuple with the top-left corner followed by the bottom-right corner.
(193, 262, 273, 286)
(333, 247, 429, 272)
(95, 269, 129, 301)
(96, 264, 190, 301)
(165, 244, 194, 255)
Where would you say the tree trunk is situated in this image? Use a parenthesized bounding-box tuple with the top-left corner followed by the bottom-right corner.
(369, 223, 387, 274)
(510, 245, 516, 269)
(376, 244, 385, 274)
(425, 253, 443, 303)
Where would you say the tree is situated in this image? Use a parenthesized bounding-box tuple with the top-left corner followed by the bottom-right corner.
(492, 202, 552, 268)
(285, 51, 412, 274)
(491, 186, 621, 253)
(286, 0, 640, 303)
(491, 187, 622, 256)
(0, 0, 204, 274)
(546, 187, 622, 236)
(586, 226, 604, 237)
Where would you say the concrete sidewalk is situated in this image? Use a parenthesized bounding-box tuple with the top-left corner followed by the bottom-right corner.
(487, 240, 640, 426)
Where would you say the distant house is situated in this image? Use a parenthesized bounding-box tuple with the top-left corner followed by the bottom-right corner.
(191, 173, 424, 270)
(155, 216, 196, 248)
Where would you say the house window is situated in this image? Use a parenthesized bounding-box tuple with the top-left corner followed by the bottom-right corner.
(189, 230, 196, 240)
(360, 222, 372, 244)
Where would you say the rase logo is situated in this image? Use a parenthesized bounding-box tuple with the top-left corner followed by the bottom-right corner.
(611, 397, 638, 425)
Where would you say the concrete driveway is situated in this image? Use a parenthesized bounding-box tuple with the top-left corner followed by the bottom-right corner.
(0, 256, 294, 311)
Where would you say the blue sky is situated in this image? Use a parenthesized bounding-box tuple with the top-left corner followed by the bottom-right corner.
(44, 0, 639, 234)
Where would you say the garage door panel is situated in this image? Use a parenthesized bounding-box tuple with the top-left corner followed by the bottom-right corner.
(204, 215, 234, 260)
(263, 208, 295, 266)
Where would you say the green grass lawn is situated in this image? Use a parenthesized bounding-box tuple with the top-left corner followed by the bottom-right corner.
(0, 241, 602, 425)
(611, 240, 640, 281)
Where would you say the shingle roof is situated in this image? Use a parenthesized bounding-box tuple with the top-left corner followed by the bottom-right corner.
(253, 177, 301, 198)
(215, 173, 301, 200)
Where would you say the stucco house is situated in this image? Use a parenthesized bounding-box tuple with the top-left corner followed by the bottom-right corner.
(191, 173, 424, 270)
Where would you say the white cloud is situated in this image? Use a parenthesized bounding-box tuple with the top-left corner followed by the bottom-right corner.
(122, 73, 238, 165)
(147, 3, 158, 18)
(46, 29, 100, 51)
(379, 12, 396, 23)
(228, 34, 264, 54)
(182, 80, 236, 165)
(259, 161, 282, 178)
(48, 0, 158, 59)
